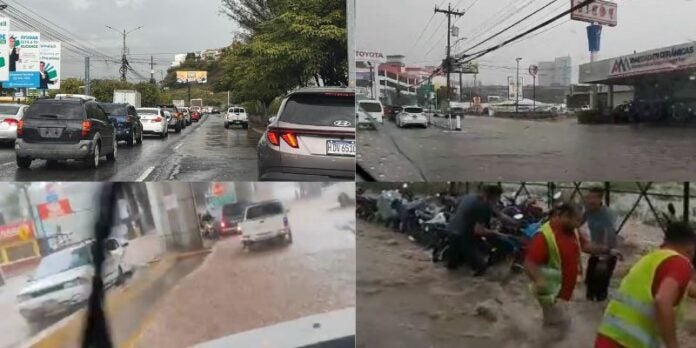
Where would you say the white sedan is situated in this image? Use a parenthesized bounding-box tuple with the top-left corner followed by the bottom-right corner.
(137, 107, 170, 138)
(396, 106, 429, 128)
(0, 104, 28, 144)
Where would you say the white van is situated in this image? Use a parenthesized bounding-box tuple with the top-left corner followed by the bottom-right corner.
(357, 99, 384, 124)
(239, 200, 292, 249)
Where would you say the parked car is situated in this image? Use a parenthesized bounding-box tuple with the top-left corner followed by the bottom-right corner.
(16, 238, 133, 322)
(225, 106, 249, 129)
(396, 106, 428, 128)
(383, 105, 402, 121)
(240, 200, 292, 250)
(157, 104, 184, 133)
(357, 99, 384, 124)
(99, 103, 143, 146)
(0, 104, 29, 144)
(257, 87, 355, 181)
(137, 107, 169, 138)
(16, 98, 117, 169)
(219, 201, 250, 235)
(357, 104, 375, 129)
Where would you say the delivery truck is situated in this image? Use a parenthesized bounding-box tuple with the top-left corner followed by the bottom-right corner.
(113, 90, 142, 108)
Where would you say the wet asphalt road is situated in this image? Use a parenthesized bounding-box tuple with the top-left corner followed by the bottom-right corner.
(0, 114, 261, 181)
(358, 116, 696, 182)
(136, 186, 356, 348)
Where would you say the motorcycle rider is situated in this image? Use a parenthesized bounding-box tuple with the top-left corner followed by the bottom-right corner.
(446, 185, 520, 276)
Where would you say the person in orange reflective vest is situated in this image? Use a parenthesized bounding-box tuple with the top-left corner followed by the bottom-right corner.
(525, 202, 622, 342)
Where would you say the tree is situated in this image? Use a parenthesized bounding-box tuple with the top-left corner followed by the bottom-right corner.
(60, 78, 83, 94)
(220, 0, 285, 36)
(134, 82, 160, 107)
(91, 80, 134, 103)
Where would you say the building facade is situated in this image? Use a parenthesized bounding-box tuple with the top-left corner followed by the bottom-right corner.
(538, 56, 572, 87)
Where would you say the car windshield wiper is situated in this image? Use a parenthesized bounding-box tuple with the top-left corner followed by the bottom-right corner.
(81, 183, 118, 348)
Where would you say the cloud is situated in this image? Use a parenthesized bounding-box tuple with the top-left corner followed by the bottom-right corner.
(115, 0, 145, 7)
(69, 0, 91, 10)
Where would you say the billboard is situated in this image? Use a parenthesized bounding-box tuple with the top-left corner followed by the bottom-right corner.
(570, 0, 617, 27)
(507, 76, 524, 100)
(11, 32, 40, 72)
(176, 70, 207, 84)
(39, 42, 61, 90)
(0, 18, 9, 82)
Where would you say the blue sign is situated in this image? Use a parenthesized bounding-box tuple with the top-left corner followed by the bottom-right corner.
(587, 24, 602, 53)
(3, 72, 40, 88)
(46, 192, 59, 204)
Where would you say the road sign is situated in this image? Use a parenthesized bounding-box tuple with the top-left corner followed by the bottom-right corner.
(571, 0, 617, 27)
(457, 61, 479, 74)
(211, 182, 225, 196)
(529, 65, 539, 77)
(14, 91, 24, 98)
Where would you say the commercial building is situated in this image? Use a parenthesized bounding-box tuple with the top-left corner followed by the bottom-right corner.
(538, 56, 572, 87)
(579, 42, 696, 118)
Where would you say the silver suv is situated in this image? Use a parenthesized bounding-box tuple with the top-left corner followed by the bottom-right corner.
(257, 87, 355, 181)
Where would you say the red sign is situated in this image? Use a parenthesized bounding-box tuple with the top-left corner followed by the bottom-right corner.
(37, 199, 73, 221)
(571, 0, 617, 27)
(211, 183, 225, 197)
(0, 221, 35, 244)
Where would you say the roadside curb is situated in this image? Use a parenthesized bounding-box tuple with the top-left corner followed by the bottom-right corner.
(24, 250, 211, 348)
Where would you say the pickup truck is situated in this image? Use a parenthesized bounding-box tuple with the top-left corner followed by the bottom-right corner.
(224, 106, 248, 129)
(240, 200, 292, 250)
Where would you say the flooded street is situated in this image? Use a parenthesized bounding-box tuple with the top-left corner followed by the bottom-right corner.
(356, 219, 696, 348)
(135, 185, 356, 348)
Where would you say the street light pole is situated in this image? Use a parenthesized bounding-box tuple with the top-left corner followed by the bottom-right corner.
(515, 57, 522, 113)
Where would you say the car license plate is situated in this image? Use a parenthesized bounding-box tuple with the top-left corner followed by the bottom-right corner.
(40, 127, 62, 138)
(326, 140, 355, 157)
(0, 123, 8, 130)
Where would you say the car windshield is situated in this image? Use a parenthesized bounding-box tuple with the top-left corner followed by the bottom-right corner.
(231, 108, 245, 113)
(32, 245, 92, 280)
(245, 202, 284, 220)
(25, 102, 84, 119)
(0, 105, 21, 115)
(404, 107, 423, 113)
(100, 104, 129, 115)
(279, 93, 354, 126)
(161, 108, 177, 114)
(359, 102, 382, 112)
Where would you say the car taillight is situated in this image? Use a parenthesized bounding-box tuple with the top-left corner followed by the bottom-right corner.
(16, 120, 23, 136)
(81, 120, 91, 137)
(267, 130, 280, 146)
(3, 118, 18, 125)
(153, 117, 162, 122)
(281, 133, 299, 148)
(220, 221, 226, 228)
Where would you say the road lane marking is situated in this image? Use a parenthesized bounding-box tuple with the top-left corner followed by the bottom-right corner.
(174, 142, 183, 151)
(136, 166, 155, 182)
(0, 161, 14, 167)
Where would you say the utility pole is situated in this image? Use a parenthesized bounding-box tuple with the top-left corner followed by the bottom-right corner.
(84, 57, 91, 96)
(149, 56, 156, 84)
(106, 25, 144, 82)
(435, 3, 465, 112)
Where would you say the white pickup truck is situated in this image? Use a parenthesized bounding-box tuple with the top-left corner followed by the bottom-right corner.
(239, 200, 292, 250)
(224, 106, 248, 129)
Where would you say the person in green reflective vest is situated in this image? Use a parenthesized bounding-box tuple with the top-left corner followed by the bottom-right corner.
(525, 202, 621, 343)
(595, 221, 696, 348)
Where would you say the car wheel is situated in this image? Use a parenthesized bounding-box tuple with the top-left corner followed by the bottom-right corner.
(16, 156, 31, 169)
(106, 138, 117, 162)
(89, 142, 101, 169)
(136, 129, 143, 144)
(242, 123, 249, 129)
(175, 122, 182, 133)
(224, 123, 229, 129)
(127, 130, 135, 146)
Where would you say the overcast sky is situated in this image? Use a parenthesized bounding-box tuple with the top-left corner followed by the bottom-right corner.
(356, 0, 696, 85)
(10, 0, 238, 81)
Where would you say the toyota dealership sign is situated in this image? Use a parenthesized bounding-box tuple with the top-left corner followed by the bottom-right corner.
(355, 50, 386, 63)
